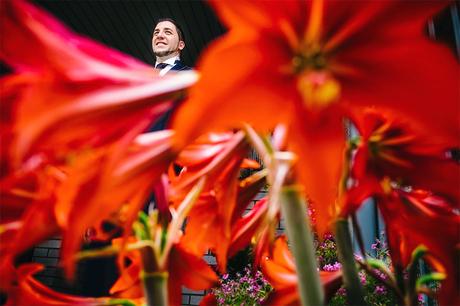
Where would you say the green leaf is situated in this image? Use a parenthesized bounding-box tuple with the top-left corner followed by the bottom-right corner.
(410, 245, 428, 264)
(366, 258, 396, 284)
(407, 245, 429, 298)
(76, 245, 120, 260)
(104, 298, 137, 306)
(416, 272, 446, 291)
(133, 221, 147, 240)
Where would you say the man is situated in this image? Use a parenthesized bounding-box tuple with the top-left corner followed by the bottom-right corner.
(144, 18, 190, 212)
(79, 18, 192, 297)
(149, 18, 192, 131)
(152, 18, 191, 76)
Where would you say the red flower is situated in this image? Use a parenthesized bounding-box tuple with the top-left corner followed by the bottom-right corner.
(1, 131, 175, 281)
(261, 236, 342, 305)
(377, 186, 460, 305)
(351, 109, 459, 202)
(172, 0, 458, 235)
(340, 108, 460, 217)
(5, 263, 121, 306)
(109, 238, 218, 306)
(0, 163, 61, 290)
(0, 0, 195, 280)
(171, 131, 262, 271)
(56, 131, 175, 277)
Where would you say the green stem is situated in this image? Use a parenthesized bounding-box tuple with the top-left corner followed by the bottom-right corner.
(335, 218, 366, 306)
(280, 185, 324, 306)
(351, 214, 366, 260)
(140, 246, 167, 306)
(141, 271, 168, 306)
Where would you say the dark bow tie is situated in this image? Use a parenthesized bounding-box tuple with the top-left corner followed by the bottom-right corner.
(155, 62, 170, 69)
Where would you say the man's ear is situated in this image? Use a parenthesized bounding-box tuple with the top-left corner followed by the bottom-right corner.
(178, 40, 185, 51)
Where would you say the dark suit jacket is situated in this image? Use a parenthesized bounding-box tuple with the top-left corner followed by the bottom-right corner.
(169, 59, 192, 72)
(147, 59, 192, 131)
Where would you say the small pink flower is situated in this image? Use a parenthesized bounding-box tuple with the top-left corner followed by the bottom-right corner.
(374, 285, 387, 295)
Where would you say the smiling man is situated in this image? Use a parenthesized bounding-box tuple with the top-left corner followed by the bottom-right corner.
(148, 18, 192, 132)
(152, 18, 191, 76)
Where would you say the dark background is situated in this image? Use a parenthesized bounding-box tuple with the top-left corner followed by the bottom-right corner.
(35, 0, 227, 67)
(33, 1, 460, 66)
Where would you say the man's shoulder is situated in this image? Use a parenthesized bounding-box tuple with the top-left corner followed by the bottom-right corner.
(171, 61, 192, 71)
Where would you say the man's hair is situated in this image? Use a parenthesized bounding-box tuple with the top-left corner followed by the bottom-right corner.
(154, 18, 185, 42)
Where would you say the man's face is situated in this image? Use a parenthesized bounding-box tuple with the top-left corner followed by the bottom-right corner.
(152, 21, 185, 57)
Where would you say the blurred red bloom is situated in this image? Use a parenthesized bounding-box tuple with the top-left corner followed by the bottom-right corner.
(109, 237, 218, 306)
(376, 187, 460, 305)
(339, 109, 460, 217)
(5, 264, 119, 306)
(0, 163, 61, 290)
(173, 0, 458, 236)
(261, 236, 342, 305)
(338, 110, 460, 303)
(1, 131, 175, 288)
(170, 132, 262, 271)
(0, 0, 195, 281)
(352, 109, 459, 201)
(57, 131, 175, 277)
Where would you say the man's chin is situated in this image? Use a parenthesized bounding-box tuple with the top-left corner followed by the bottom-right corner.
(154, 50, 175, 57)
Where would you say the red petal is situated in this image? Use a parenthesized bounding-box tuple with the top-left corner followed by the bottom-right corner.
(262, 236, 342, 305)
(172, 32, 295, 147)
(181, 155, 243, 272)
(332, 2, 459, 145)
(351, 109, 460, 203)
(228, 198, 268, 257)
(6, 263, 108, 306)
(58, 131, 173, 277)
(378, 188, 460, 305)
(0, 0, 148, 74)
(199, 293, 218, 306)
(169, 244, 218, 291)
(210, 0, 307, 34)
(232, 173, 267, 224)
(289, 106, 346, 236)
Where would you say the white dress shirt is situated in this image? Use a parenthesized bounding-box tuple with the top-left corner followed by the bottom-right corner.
(155, 55, 180, 76)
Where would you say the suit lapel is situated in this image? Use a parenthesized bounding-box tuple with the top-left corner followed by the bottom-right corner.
(170, 60, 191, 71)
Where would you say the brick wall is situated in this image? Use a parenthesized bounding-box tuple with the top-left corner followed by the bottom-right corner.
(31, 237, 77, 294)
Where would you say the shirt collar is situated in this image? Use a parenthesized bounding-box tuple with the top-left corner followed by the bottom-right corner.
(155, 55, 180, 68)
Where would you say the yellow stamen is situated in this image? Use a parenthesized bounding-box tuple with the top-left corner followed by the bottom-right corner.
(297, 71, 341, 109)
(369, 134, 383, 143)
(380, 177, 392, 195)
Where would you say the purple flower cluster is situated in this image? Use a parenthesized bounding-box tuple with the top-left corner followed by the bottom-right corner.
(372, 268, 388, 282)
(322, 262, 342, 272)
(374, 285, 387, 295)
(213, 266, 272, 305)
(359, 271, 367, 285)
